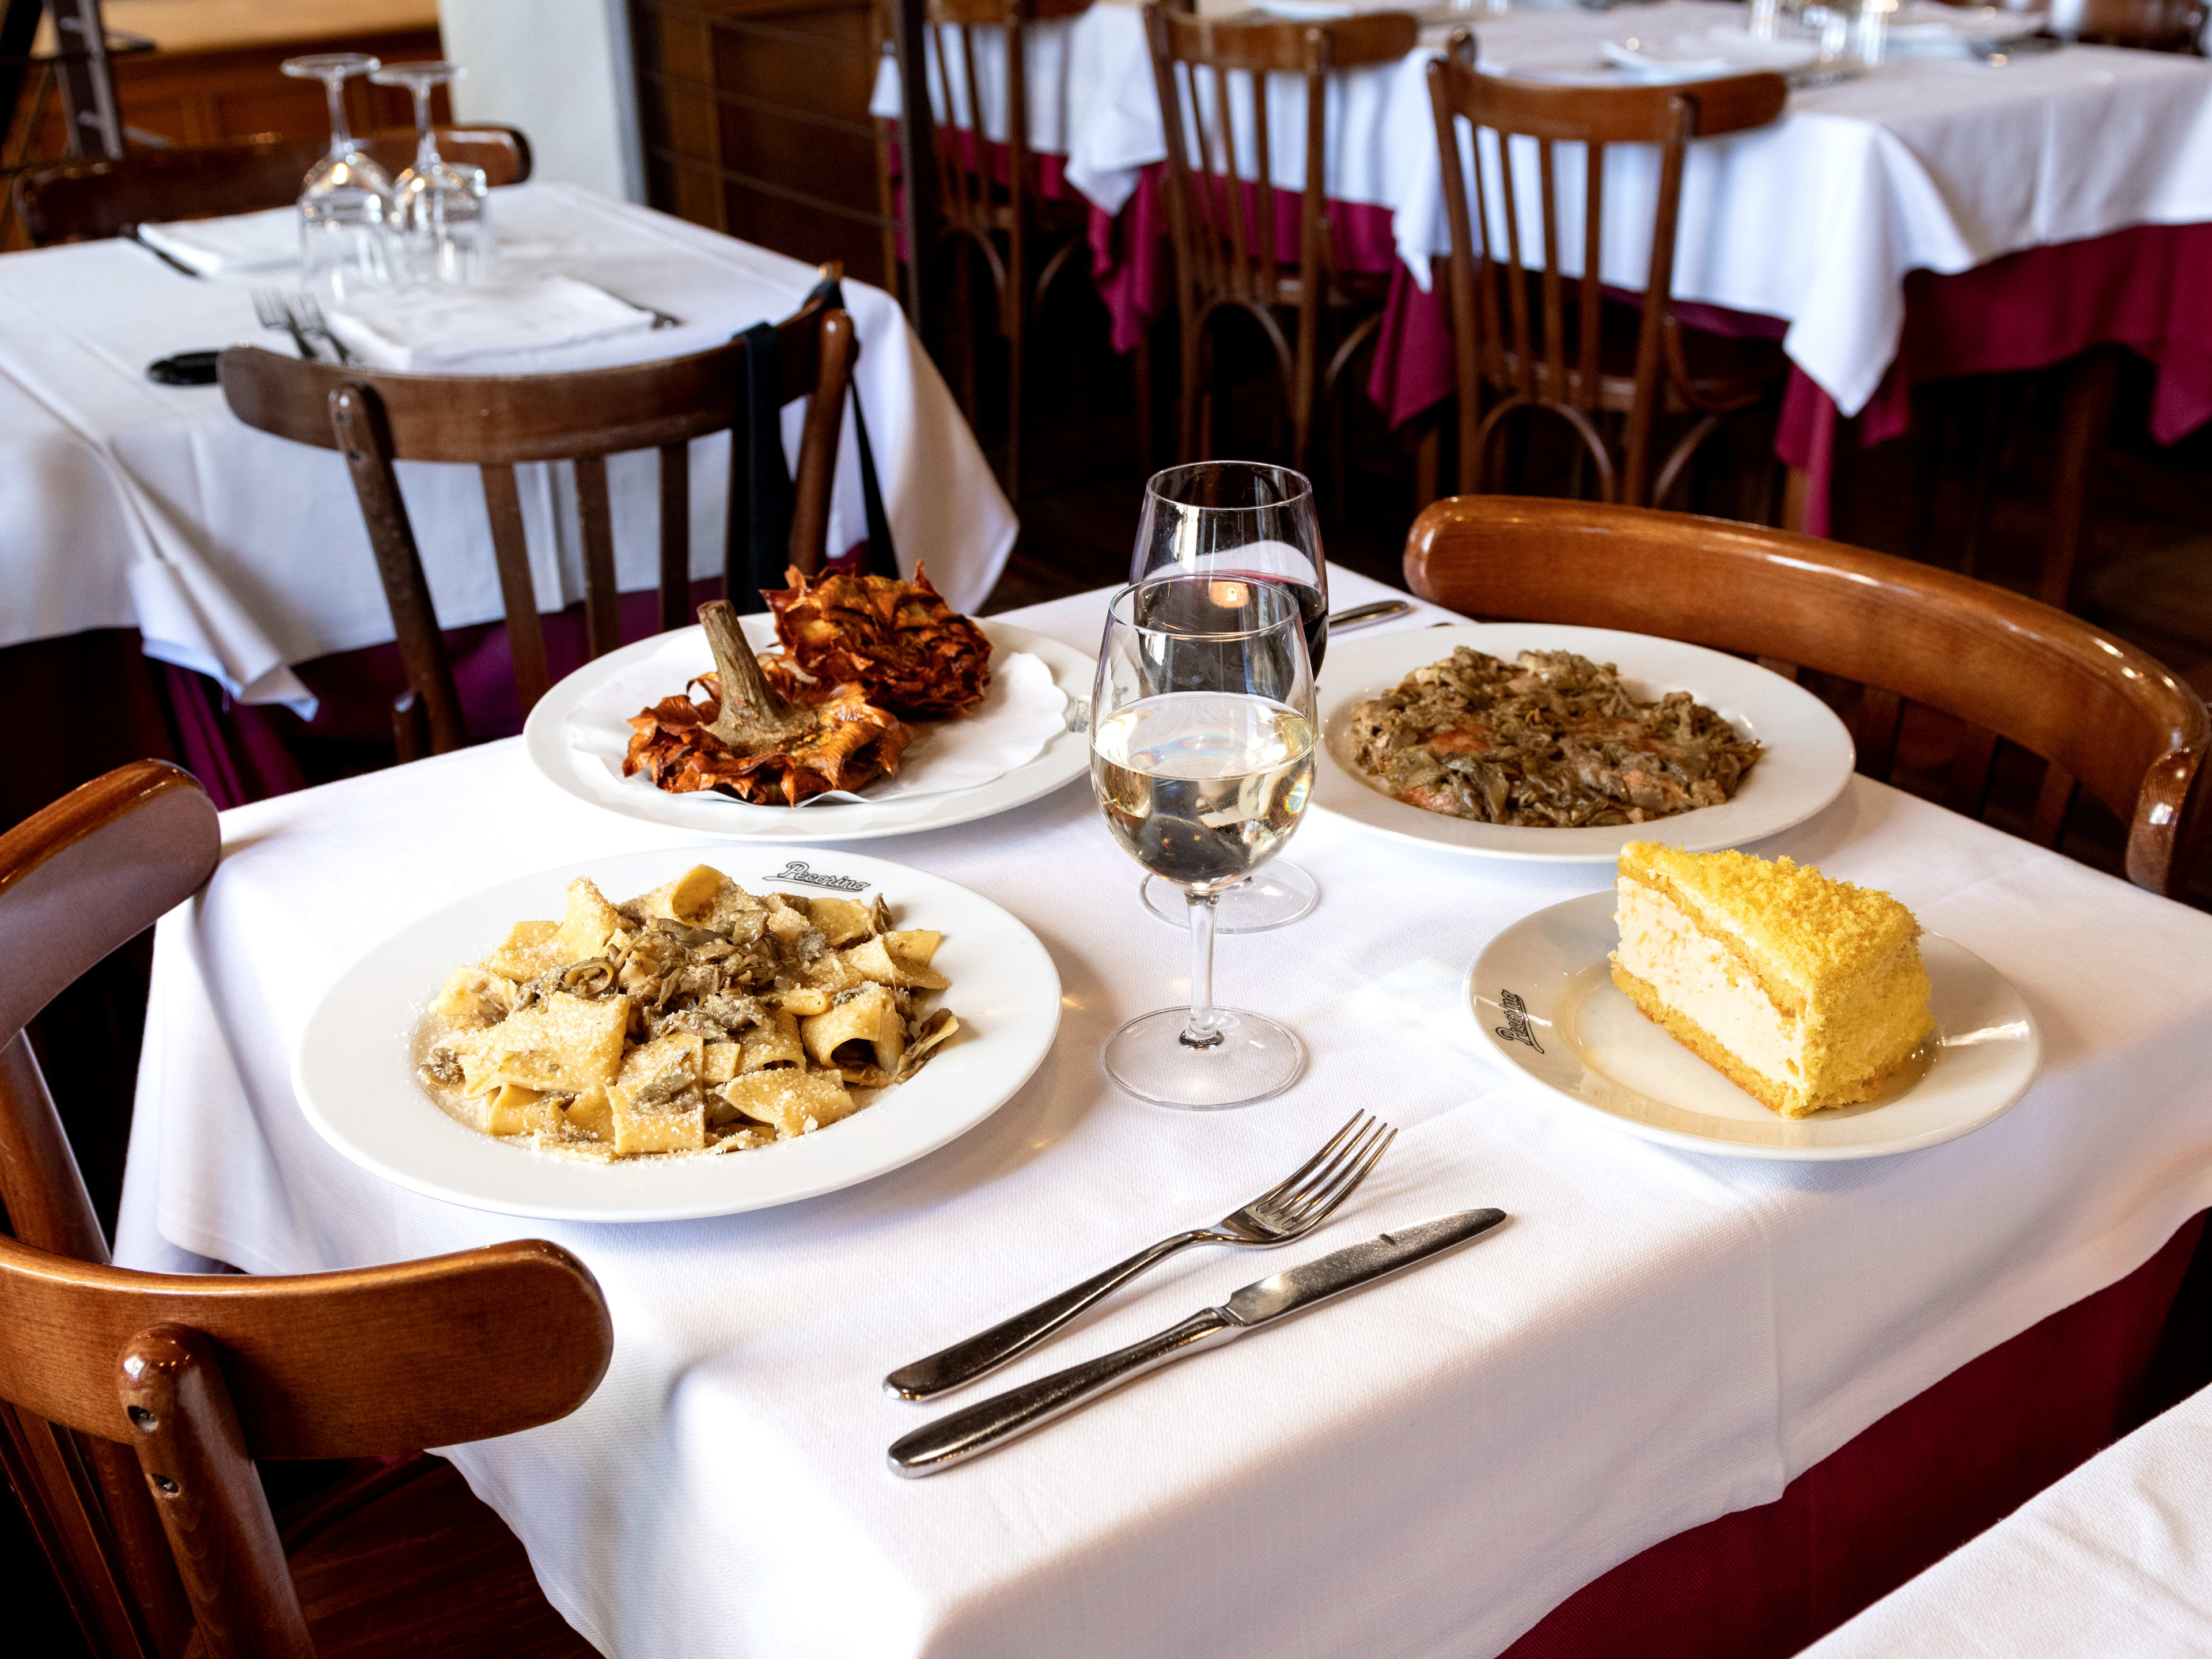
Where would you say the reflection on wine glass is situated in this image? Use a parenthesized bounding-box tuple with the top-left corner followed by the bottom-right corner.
(1130, 461, 1327, 935)
(1092, 577, 1317, 1111)
(369, 61, 492, 287)
(282, 52, 393, 304)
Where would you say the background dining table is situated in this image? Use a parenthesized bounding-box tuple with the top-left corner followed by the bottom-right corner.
(113, 565, 2212, 1657)
(0, 180, 1016, 713)
(875, 0, 2212, 533)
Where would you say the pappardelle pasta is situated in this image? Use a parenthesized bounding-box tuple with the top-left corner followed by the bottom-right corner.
(415, 864, 959, 1160)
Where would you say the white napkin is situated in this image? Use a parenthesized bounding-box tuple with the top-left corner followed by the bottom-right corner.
(568, 626, 1070, 809)
(323, 273, 656, 370)
(136, 206, 299, 276)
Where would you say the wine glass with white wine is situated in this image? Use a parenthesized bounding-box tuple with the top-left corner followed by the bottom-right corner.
(1090, 577, 1317, 1110)
(1129, 461, 1326, 933)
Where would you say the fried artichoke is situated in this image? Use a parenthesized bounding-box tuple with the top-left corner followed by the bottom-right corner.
(625, 601, 913, 806)
(761, 563, 991, 719)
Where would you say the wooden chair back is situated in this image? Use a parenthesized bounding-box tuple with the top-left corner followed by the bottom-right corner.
(0, 762, 612, 1658)
(1144, 4, 1418, 464)
(1404, 497, 2210, 896)
(217, 284, 857, 758)
(1425, 54, 1786, 506)
(920, 0, 1036, 268)
(2071, 0, 2206, 46)
(11, 127, 532, 246)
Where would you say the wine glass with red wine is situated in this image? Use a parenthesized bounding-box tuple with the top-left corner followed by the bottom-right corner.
(1128, 462, 1326, 933)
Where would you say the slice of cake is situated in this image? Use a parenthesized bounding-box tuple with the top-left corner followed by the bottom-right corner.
(1609, 842, 1934, 1118)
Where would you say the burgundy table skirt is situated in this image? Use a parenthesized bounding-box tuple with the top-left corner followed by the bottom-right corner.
(1074, 158, 2212, 537)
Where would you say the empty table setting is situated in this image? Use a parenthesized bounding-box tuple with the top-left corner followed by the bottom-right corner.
(0, 180, 1014, 710)
(107, 561, 2212, 1656)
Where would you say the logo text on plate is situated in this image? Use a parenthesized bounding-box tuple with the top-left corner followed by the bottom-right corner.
(1496, 988, 1544, 1054)
(767, 859, 870, 893)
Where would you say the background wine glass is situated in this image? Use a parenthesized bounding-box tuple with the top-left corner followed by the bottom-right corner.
(282, 53, 393, 305)
(369, 61, 493, 287)
(1130, 461, 1327, 934)
(1091, 577, 1317, 1110)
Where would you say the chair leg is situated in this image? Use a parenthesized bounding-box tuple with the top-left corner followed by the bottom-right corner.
(2041, 347, 2118, 612)
(1134, 322, 1155, 472)
(949, 243, 979, 428)
(391, 691, 430, 762)
(1005, 278, 1024, 502)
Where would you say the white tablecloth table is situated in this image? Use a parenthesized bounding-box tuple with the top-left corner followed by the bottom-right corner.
(0, 183, 1016, 710)
(1802, 1382, 2212, 1657)
(873, 2, 2212, 422)
(116, 566, 2212, 1658)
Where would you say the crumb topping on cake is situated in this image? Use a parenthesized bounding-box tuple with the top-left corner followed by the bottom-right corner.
(1617, 841, 1921, 1003)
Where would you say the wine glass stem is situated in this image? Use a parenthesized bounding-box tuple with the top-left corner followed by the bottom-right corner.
(412, 84, 437, 172)
(324, 74, 353, 159)
(1180, 893, 1225, 1050)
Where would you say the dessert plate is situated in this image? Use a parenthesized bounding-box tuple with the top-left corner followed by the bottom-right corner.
(293, 843, 1062, 1220)
(522, 615, 1095, 842)
(1466, 891, 2040, 1160)
(1312, 623, 1855, 862)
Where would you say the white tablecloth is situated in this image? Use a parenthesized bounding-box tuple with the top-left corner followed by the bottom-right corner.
(115, 566, 2212, 1658)
(0, 183, 1016, 710)
(874, 2, 2212, 423)
(1803, 1382, 2212, 1656)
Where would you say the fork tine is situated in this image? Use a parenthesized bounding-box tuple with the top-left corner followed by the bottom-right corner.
(1281, 1116, 1388, 1216)
(1290, 1124, 1396, 1230)
(1246, 1111, 1370, 1210)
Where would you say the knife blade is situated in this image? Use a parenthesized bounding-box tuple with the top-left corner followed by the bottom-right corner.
(886, 1206, 1508, 1478)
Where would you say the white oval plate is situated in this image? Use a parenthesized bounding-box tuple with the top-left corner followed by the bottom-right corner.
(1310, 623, 1855, 862)
(521, 615, 1095, 842)
(293, 844, 1062, 1220)
(1468, 891, 2040, 1160)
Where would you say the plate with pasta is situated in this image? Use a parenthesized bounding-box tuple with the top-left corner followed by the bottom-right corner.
(293, 845, 1062, 1221)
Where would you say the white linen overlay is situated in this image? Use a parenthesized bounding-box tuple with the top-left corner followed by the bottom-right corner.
(566, 631, 1069, 806)
(872, 1, 2212, 419)
(325, 274, 658, 370)
(1803, 1384, 2212, 1657)
(0, 183, 1017, 704)
(136, 206, 301, 276)
(115, 568, 2212, 1659)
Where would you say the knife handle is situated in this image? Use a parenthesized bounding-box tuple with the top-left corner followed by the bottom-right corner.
(887, 1308, 1241, 1477)
(883, 1230, 1215, 1400)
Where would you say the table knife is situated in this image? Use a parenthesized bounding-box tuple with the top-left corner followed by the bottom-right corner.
(1327, 598, 1414, 632)
(122, 224, 203, 279)
(886, 1206, 1508, 1478)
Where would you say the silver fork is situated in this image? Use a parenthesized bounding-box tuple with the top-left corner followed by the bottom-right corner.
(251, 288, 316, 362)
(290, 293, 355, 364)
(884, 1111, 1397, 1400)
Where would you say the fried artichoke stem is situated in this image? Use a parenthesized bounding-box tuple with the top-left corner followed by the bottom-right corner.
(699, 601, 816, 753)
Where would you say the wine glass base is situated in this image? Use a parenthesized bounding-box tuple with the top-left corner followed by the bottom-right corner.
(1100, 1007, 1307, 1111)
(1141, 863, 1319, 934)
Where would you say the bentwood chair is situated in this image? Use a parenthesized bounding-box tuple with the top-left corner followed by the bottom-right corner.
(1405, 497, 2211, 896)
(877, 0, 1092, 498)
(1143, 5, 1421, 474)
(10, 128, 533, 246)
(1425, 54, 1790, 510)
(0, 761, 612, 1659)
(217, 277, 857, 759)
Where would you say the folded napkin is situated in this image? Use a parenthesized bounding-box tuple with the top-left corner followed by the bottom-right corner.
(323, 273, 656, 371)
(569, 623, 1070, 810)
(135, 206, 299, 276)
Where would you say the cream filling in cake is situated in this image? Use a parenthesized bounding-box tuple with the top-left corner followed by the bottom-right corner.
(1615, 878, 1805, 1093)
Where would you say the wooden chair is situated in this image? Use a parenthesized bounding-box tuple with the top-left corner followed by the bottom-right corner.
(2070, 0, 2207, 47)
(1404, 496, 2210, 896)
(10, 127, 533, 246)
(217, 280, 857, 759)
(1426, 54, 1790, 509)
(878, 0, 1092, 498)
(1143, 5, 1420, 474)
(0, 760, 612, 1659)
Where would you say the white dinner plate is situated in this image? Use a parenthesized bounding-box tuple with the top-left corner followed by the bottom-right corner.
(293, 844, 1062, 1220)
(1310, 623, 1855, 862)
(1468, 891, 2040, 1160)
(521, 615, 1095, 842)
